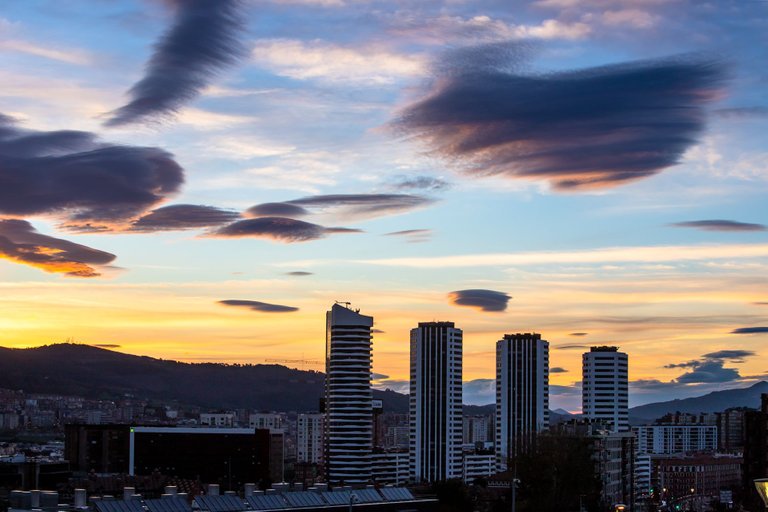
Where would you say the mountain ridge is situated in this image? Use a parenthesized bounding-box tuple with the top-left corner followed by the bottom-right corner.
(2, 344, 765, 421)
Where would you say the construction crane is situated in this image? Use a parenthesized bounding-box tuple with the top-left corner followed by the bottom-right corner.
(264, 357, 323, 370)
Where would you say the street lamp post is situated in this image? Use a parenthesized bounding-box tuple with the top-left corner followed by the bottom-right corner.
(349, 492, 359, 512)
(754, 479, 768, 509)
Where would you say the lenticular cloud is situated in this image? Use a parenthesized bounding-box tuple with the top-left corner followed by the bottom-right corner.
(104, 0, 245, 127)
(396, 43, 726, 190)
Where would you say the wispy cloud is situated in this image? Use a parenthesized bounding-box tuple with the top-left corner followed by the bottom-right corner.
(360, 243, 768, 268)
(385, 229, 431, 243)
(0, 39, 93, 65)
(105, 0, 245, 126)
(388, 175, 452, 192)
(395, 43, 725, 190)
(247, 194, 435, 222)
(252, 39, 425, 84)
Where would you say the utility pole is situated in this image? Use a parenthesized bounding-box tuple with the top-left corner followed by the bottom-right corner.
(511, 463, 520, 512)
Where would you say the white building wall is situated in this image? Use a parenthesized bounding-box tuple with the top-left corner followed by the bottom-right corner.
(582, 347, 629, 432)
(297, 413, 324, 464)
(324, 303, 374, 484)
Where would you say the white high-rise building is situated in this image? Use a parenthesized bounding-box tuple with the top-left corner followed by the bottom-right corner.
(249, 412, 282, 430)
(632, 425, 718, 454)
(409, 321, 463, 483)
(495, 333, 549, 470)
(324, 302, 374, 484)
(582, 346, 629, 432)
(297, 413, 324, 464)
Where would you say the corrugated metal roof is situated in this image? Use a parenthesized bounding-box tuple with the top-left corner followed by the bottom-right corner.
(379, 488, 415, 502)
(245, 494, 289, 511)
(94, 499, 146, 512)
(282, 492, 326, 508)
(193, 495, 246, 512)
(319, 491, 351, 506)
(349, 490, 381, 504)
(145, 497, 192, 512)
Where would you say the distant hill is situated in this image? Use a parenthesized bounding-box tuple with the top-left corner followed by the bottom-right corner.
(629, 381, 768, 423)
(0, 344, 408, 414)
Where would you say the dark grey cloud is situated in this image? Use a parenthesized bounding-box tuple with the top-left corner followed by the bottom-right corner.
(731, 327, 768, 334)
(677, 361, 741, 384)
(396, 43, 725, 190)
(0, 219, 116, 277)
(373, 379, 409, 395)
(92, 344, 121, 349)
(671, 220, 766, 232)
(715, 107, 768, 119)
(0, 114, 183, 223)
(218, 299, 298, 313)
(212, 217, 362, 243)
(632, 378, 674, 390)
(247, 202, 309, 218)
(665, 360, 700, 369)
(660, 349, 758, 385)
(754, 302, 768, 306)
(665, 349, 756, 369)
(371, 328, 386, 334)
(371, 372, 389, 380)
(550, 383, 581, 396)
(285, 271, 313, 276)
(569, 332, 588, 337)
(702, 349, 756, 361)
(557, 344, 589, 350)
(463, 378, 495, 405)
(129, 204, 240, 232)
(105, 0, 245, 126)
(550, 367, 569, 374)
(448, 289, 511, 312)
(389, 175, 452, 192)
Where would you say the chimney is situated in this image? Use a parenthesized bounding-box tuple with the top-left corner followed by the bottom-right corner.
(207, 484, 220, 496)
(244, 484, 255, 498)
(164, 486, 178, 496)
(31, 490, 41, 509)
(123, 488, 136, 501)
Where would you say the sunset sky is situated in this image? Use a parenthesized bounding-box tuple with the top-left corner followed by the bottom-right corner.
(0, 0, 766, 411)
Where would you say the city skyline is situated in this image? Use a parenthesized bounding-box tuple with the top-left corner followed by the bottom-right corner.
(0, 1, 767, 412)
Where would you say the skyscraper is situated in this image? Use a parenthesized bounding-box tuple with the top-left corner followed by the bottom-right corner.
(409, 321, 463, 482)
(495, 333, 549, 470)
(324, 302, 373, 484)
(582, 346, 629, 432)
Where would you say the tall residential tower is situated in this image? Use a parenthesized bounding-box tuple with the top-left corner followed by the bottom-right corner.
(582, 346, 629, 432)
(409, 322, 463, 482)
(324, 302, 374, 484)
(495, 333, 549, 470)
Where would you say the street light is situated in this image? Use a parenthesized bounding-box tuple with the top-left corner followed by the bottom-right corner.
(348, 492, 359, 512)
(754, 479, 768, 509)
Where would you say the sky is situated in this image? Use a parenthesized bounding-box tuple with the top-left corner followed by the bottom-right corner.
(0, 0, 766, 411)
